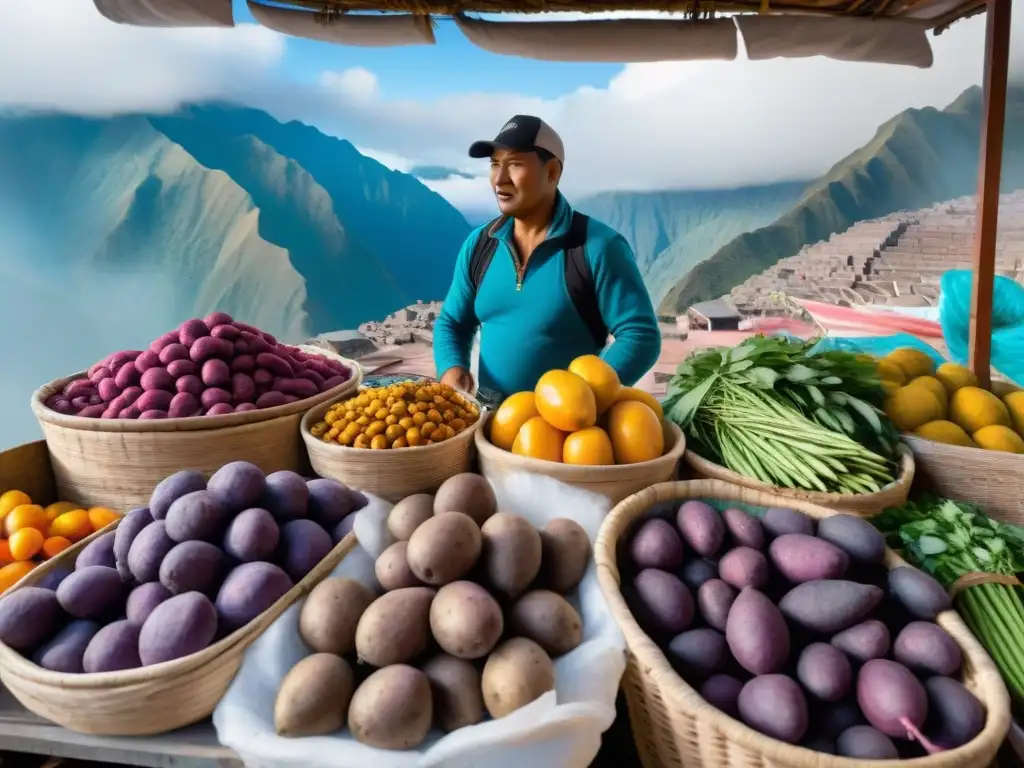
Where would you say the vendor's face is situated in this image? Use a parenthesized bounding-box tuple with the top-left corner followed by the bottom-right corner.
(490, 149, 559, 216)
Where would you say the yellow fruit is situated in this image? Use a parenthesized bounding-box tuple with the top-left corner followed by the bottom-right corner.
(884, 387, 944, 432)
(875, 359, 907, 385)
(88, 507, 121, 531)
(973, 424, 1024, 453)
(0, 562, 35, 593)
(568, 355, 621, 415)
(884, 348, 935, 380)
(563, 426, 615, 466)
(914, 420, 976, 448)
(1004, 391, 1024, 436)
(48, 509, 93, 542)
(614, 387, 664, 419)
(490, 392, 540, 452)
(907, 376, 948, 416)
(935, 362, 978, 395)
(0, 490, 31, 521)
(880, 380, 902, 396)
(44, 501, 79, 522)
(9, 528, 43, 561)
(949, 386, 1011, 434)
(5, 504, 48, 536)
(534, 370, 597, 433)
(607, 400, 664, 464)
(512, 416, 566, 463)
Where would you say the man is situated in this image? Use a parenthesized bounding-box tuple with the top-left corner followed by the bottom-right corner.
(433, 115, 661, 400)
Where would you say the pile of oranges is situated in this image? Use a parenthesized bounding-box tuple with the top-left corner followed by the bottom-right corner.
(0, 490, 121, 592)
(490, 355, 666, 466)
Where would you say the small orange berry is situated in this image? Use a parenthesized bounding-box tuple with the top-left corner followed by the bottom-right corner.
(45, 501, 79, 522)
(87, 507, 121, 531)
(0, 541, 13, 566)
(5, 504, 48, 536)
(0, 561, 36, 593)
(42, 536, 73, 559)
(9, 528, 44, 561)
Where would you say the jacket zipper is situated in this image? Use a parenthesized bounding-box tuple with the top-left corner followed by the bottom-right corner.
(509, 243, 526, 291)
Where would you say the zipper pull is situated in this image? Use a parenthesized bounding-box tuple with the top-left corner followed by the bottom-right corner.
(516, 279, 523, 292)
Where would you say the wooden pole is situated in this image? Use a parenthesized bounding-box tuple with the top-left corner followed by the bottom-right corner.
(968, 0, 1012, 389)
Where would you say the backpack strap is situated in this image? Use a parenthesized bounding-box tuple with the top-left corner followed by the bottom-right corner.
(563, 212, 609, 349)
(469, 217, 505, 293)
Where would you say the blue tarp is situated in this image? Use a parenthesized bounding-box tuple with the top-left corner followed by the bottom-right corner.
(809, 333, 947, 364)
(941, 269, 1024, 385)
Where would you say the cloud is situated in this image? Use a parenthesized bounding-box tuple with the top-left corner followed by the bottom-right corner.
(0, 2, 283, 115)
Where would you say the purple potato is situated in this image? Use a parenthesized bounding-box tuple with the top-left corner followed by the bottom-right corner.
(778, 580, 883, 634)
(164, 490, 231, 543)
(768, 534, 849, 583)
(667, 628, 727, 676)
(149, 470, 207, 520)
(738, 675, 809, 744)
(697, 578, 736, 632)
(306, 478, 359, 528)
(56, 566, 124, 620)
(208, 461, 266, 511)
(33, 620, 100, 673)
(679, 558, 718, 591)
(215, 562, 293, 633)
(83, 620, 142, 672)
(333, 513, 357, 543)
(836, 725, 898, 759)
(797, 643, 852, 702)
(223, 507, 280, 562)
(139, 592, 218, 665)
(279, 519, 334, 581)
(831, 620, 890, 663)
(36, 566, 74, 591)
(261, 471, 309, 522)
(816, 514, 885, 564)
(126, 582, 173, 625)
(0, 587, 62, 650)
(762, 507, 814, 538)
(76, 531, 116, 570)
(888, 566, 952, 621)
(629, 518, 685, 571)
(159, 541, 226, 595)
(700, 674, 743, 717)
(726, 587, 790, 676)
(722, 507, 764, 549)
(114, 507, 154, 582)
(676, 500, 725, 557)
(718, 547, 769, 590)
(894, 621, 962, 676)
(127, 521, 176, 583)
(857, 659, 929, 742)
(924, 676, 985, 749)
(633, 568, 694, 635)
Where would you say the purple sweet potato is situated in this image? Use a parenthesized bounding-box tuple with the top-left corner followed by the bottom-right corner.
(169, 391, 201, 417)
(256, 391, 288, 409)
(150, 470, 207, 520)
(127, 521, 176, 583)
(139, 592, 218, 665)
(253, 369, 274, 387)
(114, 507, 153, 581)
(189, 336, 233, 363)
(76, 531, 116, 570)
(629, 518, 685, 571)
(33, 619, 100, 673)
(279, 519, 334, 581)
(797, 643, 852, 701)
(676, 500, 725, 558)
(135, 389, 173, 413)
(56, 566, 124, 620)
(215, 562, 294, 633)
(0, 587, 62, 649)
(888, 567, 952, 621)
(235, 402, 258, 413)
(857, 659, 931, 744)
(230, 354, 256, 373)
(159, 342, 190, 365)
(738, 675, 809, 744)
(262, 471, 309, 522)
(83, 619, 142, 672)
(778, 580, 884, 634)
(140, 367, 174, 392)
(208, 461, 266, 510)
(306, 478, 361, 528)
(114, 361, 141, 389)
(160, 541, 226, 595)
(201, 358, 231, 388)
(633, 568, 694, 635)
(697, 578, 736, 632)
(179, 318, 210, 346)
(98, 377, 122, 402)
(212, 323, 242, 341)
(668, 628, 727, 676)
(65, 379, 94, 399)
(816, 514, 886, 565)
(206, 403, 234, 416)
(118, 405, 142, 419)
(204, 311, 233, 327)
(139, 409, 169, 419)
(718, 546, 769, 590)
(166, 359, 196, 378)
(224, 508, 280, 562)
(256, 352, 294, 378)
(924, 676, 985, 749)
(231, 372, 256, 404)
(90, 366, 112, 384)
(679, 558, 718, 591)
(126, 581, 172, 625)
(726, 587, 789, 675)
(893, 621, 962, 676)
(36, 566, 73, 591)
(768, 534, 849, 583)
(836, 726, 898, 759)
(831, 620, 891, 663)
(175, 375, 203, 396)
(149, 331, 179, 355)
(165, 490, 231, 543)
(762, 507, 814, 537)
(700, 674, 743, 717)
(200, 387, 232, 410)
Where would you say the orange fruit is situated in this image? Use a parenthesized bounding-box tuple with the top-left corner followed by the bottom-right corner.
(607, 400, 665, 464)
(568, 355, 621, 415)
(0, 490, 32, 520)
(48, 509, 93, 541)
(42, 536, 73, 559)
(534, 370, 597, 433)
(45, 501, 79, 522)
(512, 416, 567, 463)
(0, 541, 13, 566)
(88, 507, 121, 531)
(615, 386, 664, 420)
(563, 426, 615, 466)
(0, 561, 36, 593)
(9, 527, 44, 561)
(5, 504, 48, 536)
(490, 392, 540, 452)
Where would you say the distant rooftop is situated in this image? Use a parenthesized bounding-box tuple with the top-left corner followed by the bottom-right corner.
(689, 299, 742, 322)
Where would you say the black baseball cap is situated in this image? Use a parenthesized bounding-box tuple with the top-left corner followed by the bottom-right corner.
(468, 115, 565, 164)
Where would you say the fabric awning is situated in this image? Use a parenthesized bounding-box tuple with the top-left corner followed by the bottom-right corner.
(93, 0, 233, 27)
(247, 1, 436, 47)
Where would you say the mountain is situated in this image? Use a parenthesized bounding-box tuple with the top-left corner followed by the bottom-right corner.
(0, 104, 470, 449)
(575, 182, 807, 306)
(411, 165, 474, 180)
(659, 85, 1024, 314)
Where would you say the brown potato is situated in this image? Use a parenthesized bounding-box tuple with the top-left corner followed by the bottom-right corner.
(539, 518, 591, 593)
(434, 473, 497, 525)
(407, 511, 481, 585)
(375, 541, 422, 591)
(274, 653, 354, 737)
(429, 581, 504, 659)
(299, 578, 375, 656)
(480, 513, 542, 599)
(510, 590, 583, 657)
(388, 494, 435, 541)
(355, 586, 435, 666)
(422, 654, 484, 732)
(482, 637, 555, 718)
(348, 665, 432, 749)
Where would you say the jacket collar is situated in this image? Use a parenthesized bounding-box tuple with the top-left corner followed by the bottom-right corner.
(488, 191, 573, 245)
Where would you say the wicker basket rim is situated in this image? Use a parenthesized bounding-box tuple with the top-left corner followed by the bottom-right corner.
(474, 410, 686, 479)
(31, 352, 362, 433)
(683, 443, 915, 501)
(0, 523, 357, 689)
(594, 478, 1012, 768)
(300, 381, 484, 456)
(903, 433, 1024, 460)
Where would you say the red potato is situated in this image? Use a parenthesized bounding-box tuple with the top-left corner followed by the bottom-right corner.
(234, 338, 251, 354)
(277, 377, 318, 399)
(168, 392, 201, 418)
(201, 388, 232, 410)
(139, 409, 168, 419)
(140, 367, 175, 392)
(189, 336, 233, 363)
(89, 366, 112, 384)
(232, 373, 256, 403)
(176, 375, 202, 397)
(158, 343, 189, 365)
(204, 311, 233, 327)
(207, 403, 234, 416)
(230, 354, 255, 373)
(136, 390, 174, 413)
(114, 362, 141, 389)
(78, 404, 106, 418)
(257, 352, 294, 378)
(149, 331, 179, 355)
(53, 400, 75, 415)
(236, 403, 258, 413)
(166, 359, 196, 378)
(211, 323, 241, 341)
(240, 332, 271, 355)
(119, 405, 142, 419)
(253, 369, 273, 387)
(297, 368, 325, 388)
(71, 396, 91, 411)
(179, 318, 210, 346)
(201, 359, 231, 388)
(282, 395, 299, 404)
(97, 378, 122, 402)
(323, 375, 347, 390)
(857, 659, 940, 752)
(65, 379, 94, 399)
(135, 351, 161, 373)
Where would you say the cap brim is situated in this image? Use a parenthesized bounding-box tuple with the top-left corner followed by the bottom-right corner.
(468, 140, 500, 158)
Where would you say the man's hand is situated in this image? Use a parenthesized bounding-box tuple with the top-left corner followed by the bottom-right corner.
(440, 366, 475, 394)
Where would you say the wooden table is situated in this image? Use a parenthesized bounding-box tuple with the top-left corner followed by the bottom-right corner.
(0, 690, 241, 768)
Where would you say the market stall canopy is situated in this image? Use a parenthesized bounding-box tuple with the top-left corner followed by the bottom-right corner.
(92, 0, 984, 64)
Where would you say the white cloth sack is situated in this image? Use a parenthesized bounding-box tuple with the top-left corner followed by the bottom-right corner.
(247, 2, 435, 47)
(213, 470, 627, 768)
(93, 0, 233, 27)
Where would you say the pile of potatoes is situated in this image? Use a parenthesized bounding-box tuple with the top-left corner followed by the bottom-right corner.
(273, 472, 593, 750)
(0, 462, 365, 674)
(624, 501, 985, 759)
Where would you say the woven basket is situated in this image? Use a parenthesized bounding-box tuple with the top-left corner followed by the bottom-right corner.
(31, 351, 362, 511)
(300, 384, 483, 502)
(0, 519, 355, 736)
(475, 412, 686, 504)
(594, 478, 1011, 768)
(903, 435, 1024, 527)
(683, 445, 915, 516)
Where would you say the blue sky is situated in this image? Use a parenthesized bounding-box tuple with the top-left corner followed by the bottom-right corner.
(2, 1, 1019, 214)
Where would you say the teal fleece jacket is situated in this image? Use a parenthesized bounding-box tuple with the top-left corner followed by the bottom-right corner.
(434, 193, 661, 397)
